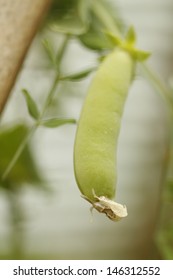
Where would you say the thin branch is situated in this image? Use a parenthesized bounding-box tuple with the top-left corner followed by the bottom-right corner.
(1, 35, 70, 182)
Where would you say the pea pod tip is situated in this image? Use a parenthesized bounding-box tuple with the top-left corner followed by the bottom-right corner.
(81, 190, 128, 222)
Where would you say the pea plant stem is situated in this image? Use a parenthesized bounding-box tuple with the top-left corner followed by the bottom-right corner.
(140, 62, 173, 113)
(38, 72, 60, 121)
(91, 0, 122, 37)
(40, 34, 70, 118)
(1, 125, 37, 182)
(1, 34, 70, 182)
(7, 189, 25, 259)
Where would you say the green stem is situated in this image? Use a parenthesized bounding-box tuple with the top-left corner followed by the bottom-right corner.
(1, 35, 70, 182)
(140, 62, 173, 113)
(91, 0, 122, 37)
(40, 34, 70, 118)
(1, 125, 37, 182)
(7, 189, 24, 259)
(56, 34, 70, 70)
(38, 73, 60, 120)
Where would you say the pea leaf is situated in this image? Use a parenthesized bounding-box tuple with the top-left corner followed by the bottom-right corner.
(78, 0, 124, 51)
(104, 31, 122, 47)
(79, 23, 114, 50)
(41, 118, 76, 128)
(0, 124, 42, 188)
(132, 49, 151, 61)
(125, 26, 136, 45)
(42, 39, 55, 65)
(60, 67, 96, 81)
(46, 0, 90, 35)
(22, 89, 40, 120)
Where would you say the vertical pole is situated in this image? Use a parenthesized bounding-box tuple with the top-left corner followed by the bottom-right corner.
(0, 0, 52, 115)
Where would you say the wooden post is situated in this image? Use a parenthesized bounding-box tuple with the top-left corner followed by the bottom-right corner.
(0, 0, 52, 115)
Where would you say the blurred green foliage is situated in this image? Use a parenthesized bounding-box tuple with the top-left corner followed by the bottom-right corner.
(45, 0, 123, 50)
(45, 0, 90, 35)
(0, 124, 42, 189)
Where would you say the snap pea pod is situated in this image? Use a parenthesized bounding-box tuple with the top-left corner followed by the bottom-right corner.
(74, 31, 150, 221)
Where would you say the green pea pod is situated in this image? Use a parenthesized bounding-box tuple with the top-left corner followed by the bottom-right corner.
(74, 31, 150, 221)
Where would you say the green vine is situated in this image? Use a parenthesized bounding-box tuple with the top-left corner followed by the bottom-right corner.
(1, 35, 70, 183)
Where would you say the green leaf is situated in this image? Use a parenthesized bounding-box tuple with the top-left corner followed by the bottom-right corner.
(125, 26, 136, 45)
(42, 39, 55, 65)
(41, 118, 76, 128)
(47, 0, 90, 35)
(0, 124, 42, 188)
(79, 24, 114, 50)
(60, 67, 96, 81)
(105, 30, 151, 62)
(104, 31, 122, 47)
(22, 89, 40, 120)
(131, 48, 151, 61)
(78, 0, 124, 51)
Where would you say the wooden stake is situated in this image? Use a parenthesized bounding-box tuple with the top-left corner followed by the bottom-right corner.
(0, 0, 52, 115)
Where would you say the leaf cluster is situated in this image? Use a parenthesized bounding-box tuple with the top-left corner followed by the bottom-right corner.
(45, 0, 124, 50)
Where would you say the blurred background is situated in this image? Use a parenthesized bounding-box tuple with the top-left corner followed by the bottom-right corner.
(0, 0, 173, 259)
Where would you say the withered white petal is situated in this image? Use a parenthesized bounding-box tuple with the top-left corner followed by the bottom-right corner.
(82, 193, 128, 222)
